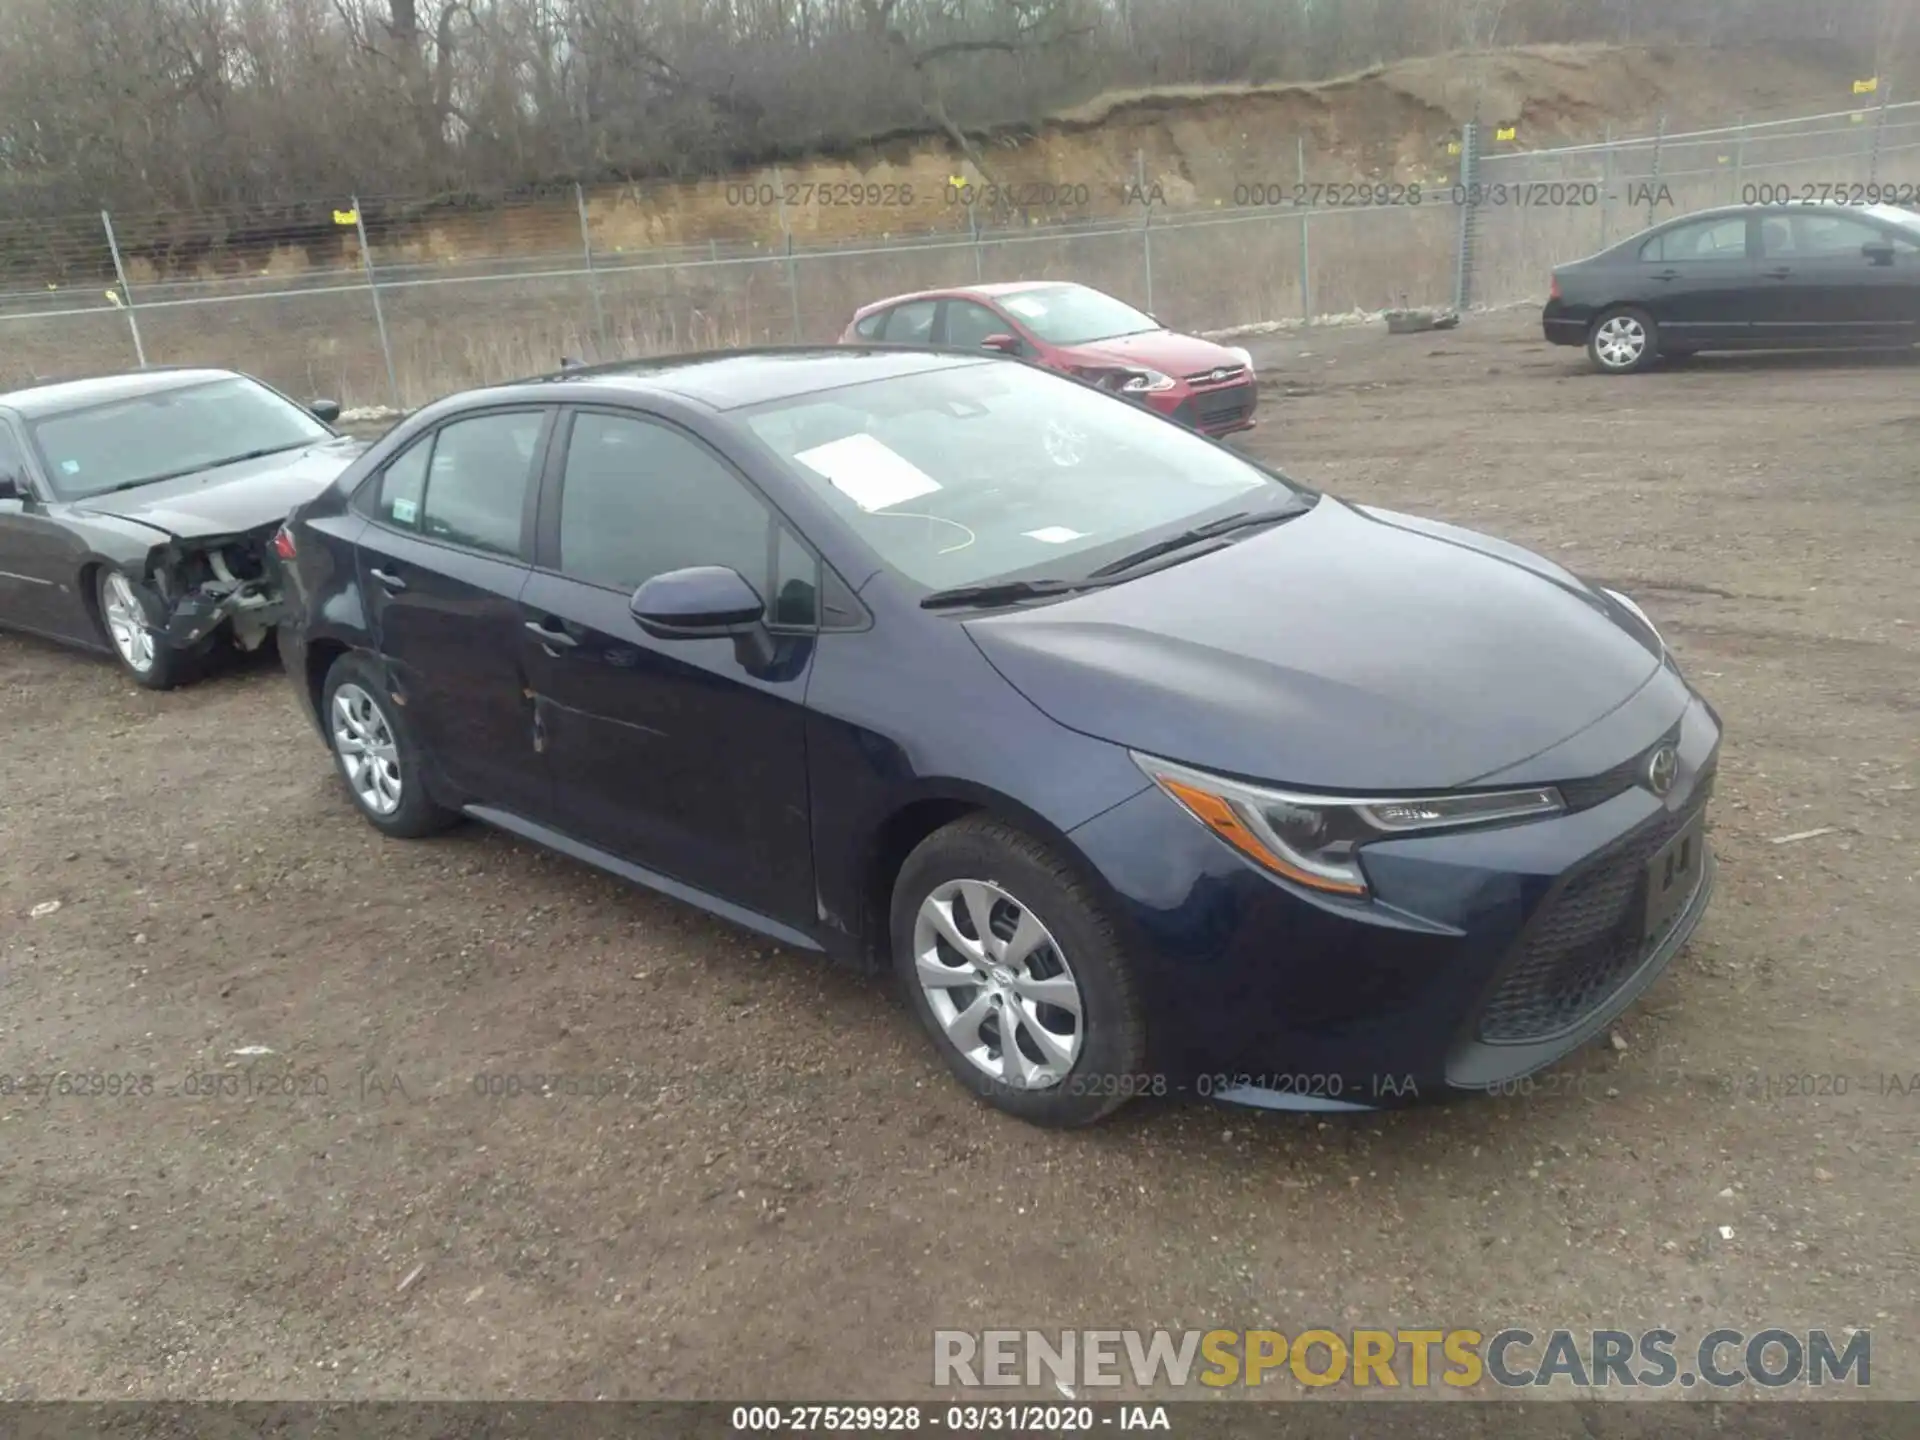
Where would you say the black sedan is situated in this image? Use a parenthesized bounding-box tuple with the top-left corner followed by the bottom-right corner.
(1544, 201, 1920, 373)
(276, 347, 1717, 1128)
(0, 367, 364, 688)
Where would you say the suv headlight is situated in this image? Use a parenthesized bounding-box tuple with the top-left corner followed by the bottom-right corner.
(1601, 587, 1665, 651)
(1134, 753, 1565, 898)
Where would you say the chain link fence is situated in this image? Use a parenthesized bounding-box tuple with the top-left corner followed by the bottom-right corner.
(2, 93, 1915, 411)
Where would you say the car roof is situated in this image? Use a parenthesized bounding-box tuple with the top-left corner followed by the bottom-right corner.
(853, 279, 1086, 317)
(0, 366, 241, 419)
(485, 345, 996, 412)
(1646, 201, 1918, 228)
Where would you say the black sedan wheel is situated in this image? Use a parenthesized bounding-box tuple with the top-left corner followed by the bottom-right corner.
(321, 652, 459, 839)
(97, 567, 196, 691)
(1587, 306, 1658, 374)
(891, 816, 1147, 1128)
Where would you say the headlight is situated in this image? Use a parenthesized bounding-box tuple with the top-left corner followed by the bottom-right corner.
(1134, 753, 1565, 898)
(1225, 346, 1253, 370)
(1118, 367, 1176, 394)
(1601, 587, 1665, 651)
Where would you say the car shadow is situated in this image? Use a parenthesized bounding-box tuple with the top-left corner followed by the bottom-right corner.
(1659, 346, 1920, 374)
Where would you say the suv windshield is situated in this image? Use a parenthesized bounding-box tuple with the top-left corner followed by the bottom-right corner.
(29, 377, 330, 500)
(742, 360, 1302, 594)
(995, 284, 1161, 345)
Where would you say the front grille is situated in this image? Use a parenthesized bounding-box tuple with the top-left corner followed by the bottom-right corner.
(1191, 382, 1255, 430)
(1185, 364, 1248, 386)
(1553, 721, 1684, 812)
(1477, 787, 1710, 1044)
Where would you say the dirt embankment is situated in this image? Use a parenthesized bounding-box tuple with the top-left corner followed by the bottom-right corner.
(128, 41, 1866, 282)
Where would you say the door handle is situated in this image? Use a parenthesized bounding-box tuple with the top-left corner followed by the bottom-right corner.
(1652, 269, 1679, 281)
(1763, 267, 1792, 279)
(525, 618, 580, 651)
(368, 567, 406, 592)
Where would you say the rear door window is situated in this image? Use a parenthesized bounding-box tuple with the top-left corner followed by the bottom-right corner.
(1643, 217, 1750, 262)
(881, 300, 937, 344)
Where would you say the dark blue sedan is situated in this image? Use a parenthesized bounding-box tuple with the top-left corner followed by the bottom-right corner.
(273, 347, 1719, 1127)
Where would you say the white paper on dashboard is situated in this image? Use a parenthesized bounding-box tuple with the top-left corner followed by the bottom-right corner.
(1024, 526, 1086, 543)
(794, 433, 942, 512)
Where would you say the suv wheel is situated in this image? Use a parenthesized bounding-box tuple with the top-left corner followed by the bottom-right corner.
(892, 816, 1148, 1127)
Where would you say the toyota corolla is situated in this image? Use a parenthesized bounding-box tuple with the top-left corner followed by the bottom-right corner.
(274, 347, 1718, 1128)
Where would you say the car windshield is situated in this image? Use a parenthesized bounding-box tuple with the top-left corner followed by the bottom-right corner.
(1861, 202, 1920, 235)
(995, 284, 1161, 345)
(28, 377, 330, 500)
(741, 360, 1301, 594)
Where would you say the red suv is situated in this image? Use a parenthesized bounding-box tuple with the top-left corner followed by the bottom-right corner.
(840, 281, 1258, 437)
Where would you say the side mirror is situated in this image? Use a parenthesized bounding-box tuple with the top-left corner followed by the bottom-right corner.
(981, 333, 1021, 354)
(629, 565, 766, 638)
(1863, 241, 1897, 266)
(310, 399, 342, 424)
(0, 467, 27, 501)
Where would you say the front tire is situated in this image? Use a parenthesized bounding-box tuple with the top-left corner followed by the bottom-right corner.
(321, 651, 458, 838)
(1587, 306, 1658, 374)
(891, 816, 1148, 1128)
(97, 567, 196, 691)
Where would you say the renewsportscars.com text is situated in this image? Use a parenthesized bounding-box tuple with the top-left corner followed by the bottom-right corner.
(933, 1327, 1871, 1390)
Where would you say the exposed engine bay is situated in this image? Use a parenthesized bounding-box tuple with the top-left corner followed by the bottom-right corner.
(144, 525, 286, 652)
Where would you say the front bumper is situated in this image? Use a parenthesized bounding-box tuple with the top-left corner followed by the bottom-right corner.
(1153, 379, 1258, 437)
(1066, 694, 1721, 1111)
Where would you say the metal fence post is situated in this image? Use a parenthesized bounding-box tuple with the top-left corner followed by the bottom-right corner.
(1452, 121, 1481, 312)
(970, 205, 984, 283)
(1732, 116, 1746, 203)
(575, 182, 609, 356)
(1297, 136, 1312, 324)
(1141, 208, 1154, 315)
(352, 197, 401, 409)
(1871, 85, 1892, 182)
(100, 210, 147, 368)
(1599, 123, 1614, 249)
(785, 231, 802, 343)
(1648, 115, 1666, 230)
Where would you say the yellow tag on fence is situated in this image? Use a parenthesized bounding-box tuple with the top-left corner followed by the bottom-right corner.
(1854, 77, 1879, 95)
(1495, 125, 1517, 141)
(333, 207, 360, 226)
(1446, 141, 1462, 155)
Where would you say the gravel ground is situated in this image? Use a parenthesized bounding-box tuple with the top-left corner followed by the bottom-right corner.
(0, 311, 1914, 1401)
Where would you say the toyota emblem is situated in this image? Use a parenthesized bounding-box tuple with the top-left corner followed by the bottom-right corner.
(1646, 744, 1679, 796)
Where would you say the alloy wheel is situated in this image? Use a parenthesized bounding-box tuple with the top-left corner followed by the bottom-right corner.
(1594, 315, 1648, 370)
(331, 682, 403, 816)
(101, 572, 156, 674)
(911, 878, 1085, 1089)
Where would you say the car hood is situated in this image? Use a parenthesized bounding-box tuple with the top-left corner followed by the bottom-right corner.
(1061, 329, 1248, 378)
(70, 437, 367, 539)
(962, 498, 1666, 790)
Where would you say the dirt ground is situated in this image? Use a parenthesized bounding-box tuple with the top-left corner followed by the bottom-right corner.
(0, 311, 1914, 1402)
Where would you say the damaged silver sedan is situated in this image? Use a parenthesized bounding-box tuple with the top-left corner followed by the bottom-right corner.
(0, 367, 366, 689)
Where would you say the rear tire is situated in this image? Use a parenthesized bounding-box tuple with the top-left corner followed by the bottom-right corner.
(320, 651, 459, 839)
(891, 816, 1148, 1128)
(1587, 306, 1658, 374)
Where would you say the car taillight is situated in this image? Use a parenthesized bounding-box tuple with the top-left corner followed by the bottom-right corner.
(1549, 274, 1562, 299)
(272, 525, 297, 561)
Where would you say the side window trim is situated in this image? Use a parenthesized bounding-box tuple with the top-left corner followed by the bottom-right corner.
(357, 405, 554, 562)
(536, 403, 862, 632)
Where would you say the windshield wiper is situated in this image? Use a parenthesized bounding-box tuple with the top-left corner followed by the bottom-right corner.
(920, 577, 1108, 611)
(1086, 504, 1308, 579)
(95, 442, 313, 493)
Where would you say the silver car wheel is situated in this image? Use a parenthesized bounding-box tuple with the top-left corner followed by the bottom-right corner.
(912, 878, 1085, 1089)
(1594, 315, 1648, 370)
(331, 682, 403, 816)
(100, 571, 156, 674)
